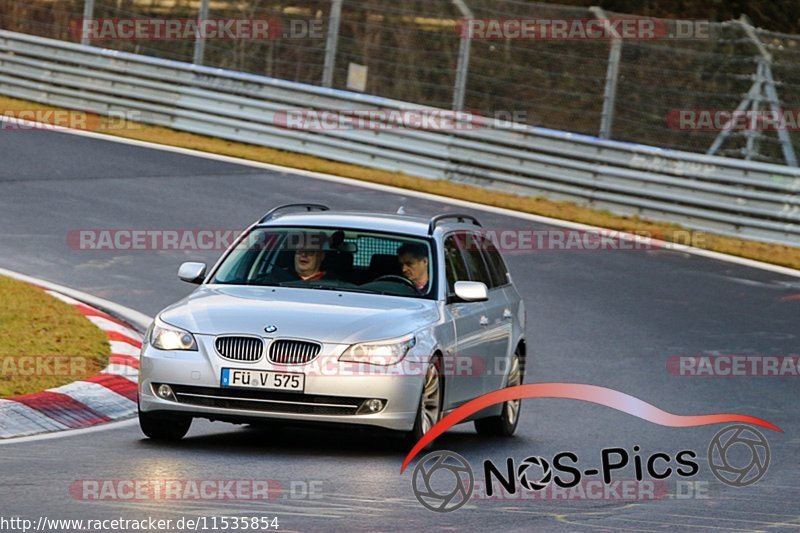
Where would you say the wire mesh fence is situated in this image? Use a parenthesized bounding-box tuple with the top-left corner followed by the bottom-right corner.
(0, 0, 798, 165)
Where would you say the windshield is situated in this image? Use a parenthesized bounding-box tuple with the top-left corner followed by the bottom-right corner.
(212, 227, 436, 299)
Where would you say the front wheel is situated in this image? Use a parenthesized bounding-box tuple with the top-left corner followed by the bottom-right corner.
(405, 356, 443, 447)
(474, 350, 523, 437)
(138, 407, 192, 441)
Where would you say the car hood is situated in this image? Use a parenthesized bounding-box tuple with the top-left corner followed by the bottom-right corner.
(159, 285, 440, 344)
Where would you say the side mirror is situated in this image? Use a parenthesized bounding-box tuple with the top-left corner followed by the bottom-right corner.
(178, 262, 207, 284)
(453, 281, 488, 302)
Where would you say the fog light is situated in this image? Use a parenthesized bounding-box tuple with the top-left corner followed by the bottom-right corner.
(155, 384, 177, 402)
(357, 398, 386, 415)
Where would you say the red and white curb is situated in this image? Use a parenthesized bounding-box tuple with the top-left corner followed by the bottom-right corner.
(0, 289, 143, 439)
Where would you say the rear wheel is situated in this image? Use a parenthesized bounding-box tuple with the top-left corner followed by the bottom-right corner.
(405, 356, 443, 447)
(138, 407, 192, 441)
(474, 349, 522, 437)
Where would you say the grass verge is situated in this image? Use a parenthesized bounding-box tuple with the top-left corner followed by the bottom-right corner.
(2, 95, 799, 270)
(0, 275, 110, 397)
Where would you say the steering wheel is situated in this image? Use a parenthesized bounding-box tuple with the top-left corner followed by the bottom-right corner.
(250, 268, 291, 285)
(372, 274, 417, 289)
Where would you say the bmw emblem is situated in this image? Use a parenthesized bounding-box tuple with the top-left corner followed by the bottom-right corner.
(264, 325, 278, 333)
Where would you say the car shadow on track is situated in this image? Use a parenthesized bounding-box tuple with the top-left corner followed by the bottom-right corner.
(136, 421, 518, 458)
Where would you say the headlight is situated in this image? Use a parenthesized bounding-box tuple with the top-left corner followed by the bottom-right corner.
(339, 334, 416, 365)
(149, 318, 198, 351)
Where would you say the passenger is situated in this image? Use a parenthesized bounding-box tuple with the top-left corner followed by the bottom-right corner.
(293, 248, 326, 281)
(283, 232, 327, 281)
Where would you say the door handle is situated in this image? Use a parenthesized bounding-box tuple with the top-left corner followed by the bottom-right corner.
(479, 315, 489, 327)
(502, 309, 513, 320)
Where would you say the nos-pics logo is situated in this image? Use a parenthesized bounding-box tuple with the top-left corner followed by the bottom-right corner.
(411, 424, 770, 513)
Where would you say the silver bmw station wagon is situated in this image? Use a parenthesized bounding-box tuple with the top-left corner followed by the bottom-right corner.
(138, 204, 526, 443)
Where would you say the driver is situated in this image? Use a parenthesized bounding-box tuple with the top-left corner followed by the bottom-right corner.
(397, 242, 429, 293)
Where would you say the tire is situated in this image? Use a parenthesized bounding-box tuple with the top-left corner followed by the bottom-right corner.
(474, 349, 523, 437)
(138, 407, 192, 441)
(405, 356, 443, 447)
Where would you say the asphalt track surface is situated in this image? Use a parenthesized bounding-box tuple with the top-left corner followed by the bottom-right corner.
(1, 128, 799, 532)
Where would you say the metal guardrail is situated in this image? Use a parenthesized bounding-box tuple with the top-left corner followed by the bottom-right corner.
(0, 30, 798, 246)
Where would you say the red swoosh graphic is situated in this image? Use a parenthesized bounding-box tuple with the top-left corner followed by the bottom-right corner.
(400, 383, 781, 473)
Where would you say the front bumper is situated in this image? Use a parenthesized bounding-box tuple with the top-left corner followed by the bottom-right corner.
(138, 337, 424, 432)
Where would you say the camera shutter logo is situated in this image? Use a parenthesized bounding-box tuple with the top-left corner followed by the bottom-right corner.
(411, 451, 474, 512)
(708, 425, 770, 487)
(517, 456, 553, 491)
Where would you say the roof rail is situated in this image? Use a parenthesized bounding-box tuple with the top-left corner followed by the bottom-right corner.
(258, 204, 330, 224)
(428, 213, 481, 234)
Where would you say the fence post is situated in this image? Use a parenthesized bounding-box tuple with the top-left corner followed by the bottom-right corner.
(713, 16, 798, 167)
(451, 0, 473, 111)
(322, 0, 343, 88)
(590, 6, 622, 140)
(80, 0, 95, 46)
(193, 0, 210, 65)
(738, 16, 798, 167)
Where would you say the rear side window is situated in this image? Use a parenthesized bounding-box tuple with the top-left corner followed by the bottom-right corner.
(444, 235, 469, 294)
(456, 233, 493, 287)
(481, 237, 509, 287)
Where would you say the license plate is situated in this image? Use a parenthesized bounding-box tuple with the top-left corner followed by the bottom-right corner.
(221, 368, 304, 392)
